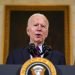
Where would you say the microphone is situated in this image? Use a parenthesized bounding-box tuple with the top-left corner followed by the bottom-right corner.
(27, 43, 36, 57)
(42, 44, 52, 57)
(27, 43, 52, 57)
(28, 43, 42, 57)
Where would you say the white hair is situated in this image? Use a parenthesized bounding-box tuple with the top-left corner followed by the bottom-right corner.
(27, 13, 49, 27)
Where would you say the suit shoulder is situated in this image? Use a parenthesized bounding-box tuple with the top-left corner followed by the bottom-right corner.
(9, 48, 28, 55)
(51, 50, 65, 57)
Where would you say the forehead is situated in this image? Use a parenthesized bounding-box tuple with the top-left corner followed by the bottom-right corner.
(31, 16, 47, 23)
(27, 14, 49, 26)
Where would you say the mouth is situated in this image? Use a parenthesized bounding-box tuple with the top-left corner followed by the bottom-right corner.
(35, 34, 42, 38)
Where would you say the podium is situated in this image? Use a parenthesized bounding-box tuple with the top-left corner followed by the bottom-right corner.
(0, 65, 75, 75)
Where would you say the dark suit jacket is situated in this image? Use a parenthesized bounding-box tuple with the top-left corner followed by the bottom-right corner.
(6, 48, 66, 65)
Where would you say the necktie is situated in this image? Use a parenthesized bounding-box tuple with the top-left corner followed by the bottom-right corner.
(35, 46, 41, 57)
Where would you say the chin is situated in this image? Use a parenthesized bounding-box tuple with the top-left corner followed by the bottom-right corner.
(34, 38, 43, 42)
(35, 40, 42, 44)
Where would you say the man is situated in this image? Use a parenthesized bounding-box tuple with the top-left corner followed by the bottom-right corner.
(6, 13, 66, 65)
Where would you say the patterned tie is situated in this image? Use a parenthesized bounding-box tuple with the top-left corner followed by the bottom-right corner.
(35, 46, 41, 57)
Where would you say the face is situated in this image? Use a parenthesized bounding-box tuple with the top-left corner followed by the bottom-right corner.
(27, 15, 49, 44)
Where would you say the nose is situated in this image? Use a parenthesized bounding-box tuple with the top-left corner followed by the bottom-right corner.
(37, 24, 42, 31)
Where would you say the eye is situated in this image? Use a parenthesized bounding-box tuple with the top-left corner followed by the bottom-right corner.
(34, 24, 38, 26)
(41, 25, 46, 28)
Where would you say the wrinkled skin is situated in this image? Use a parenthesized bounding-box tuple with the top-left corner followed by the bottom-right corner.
(27, 14, 49, 46)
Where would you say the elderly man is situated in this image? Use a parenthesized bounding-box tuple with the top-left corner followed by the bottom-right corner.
(6, 13, 66, 65)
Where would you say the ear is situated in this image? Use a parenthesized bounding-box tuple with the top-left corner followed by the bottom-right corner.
(26, 27, 30, 36)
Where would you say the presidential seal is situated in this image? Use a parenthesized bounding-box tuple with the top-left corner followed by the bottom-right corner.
(20, 57, 57, 75)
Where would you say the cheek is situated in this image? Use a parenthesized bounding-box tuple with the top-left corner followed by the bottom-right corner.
(43, 30, 48, 38)
(30, 27, 35, 32)
(28, 28, 35, 36)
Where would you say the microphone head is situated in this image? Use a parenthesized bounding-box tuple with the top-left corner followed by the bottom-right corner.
(42, 44, 52, 57)
(29, 43, 35, 49)
(42, 45, 52, 52)
(27, 43, 36, 57)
